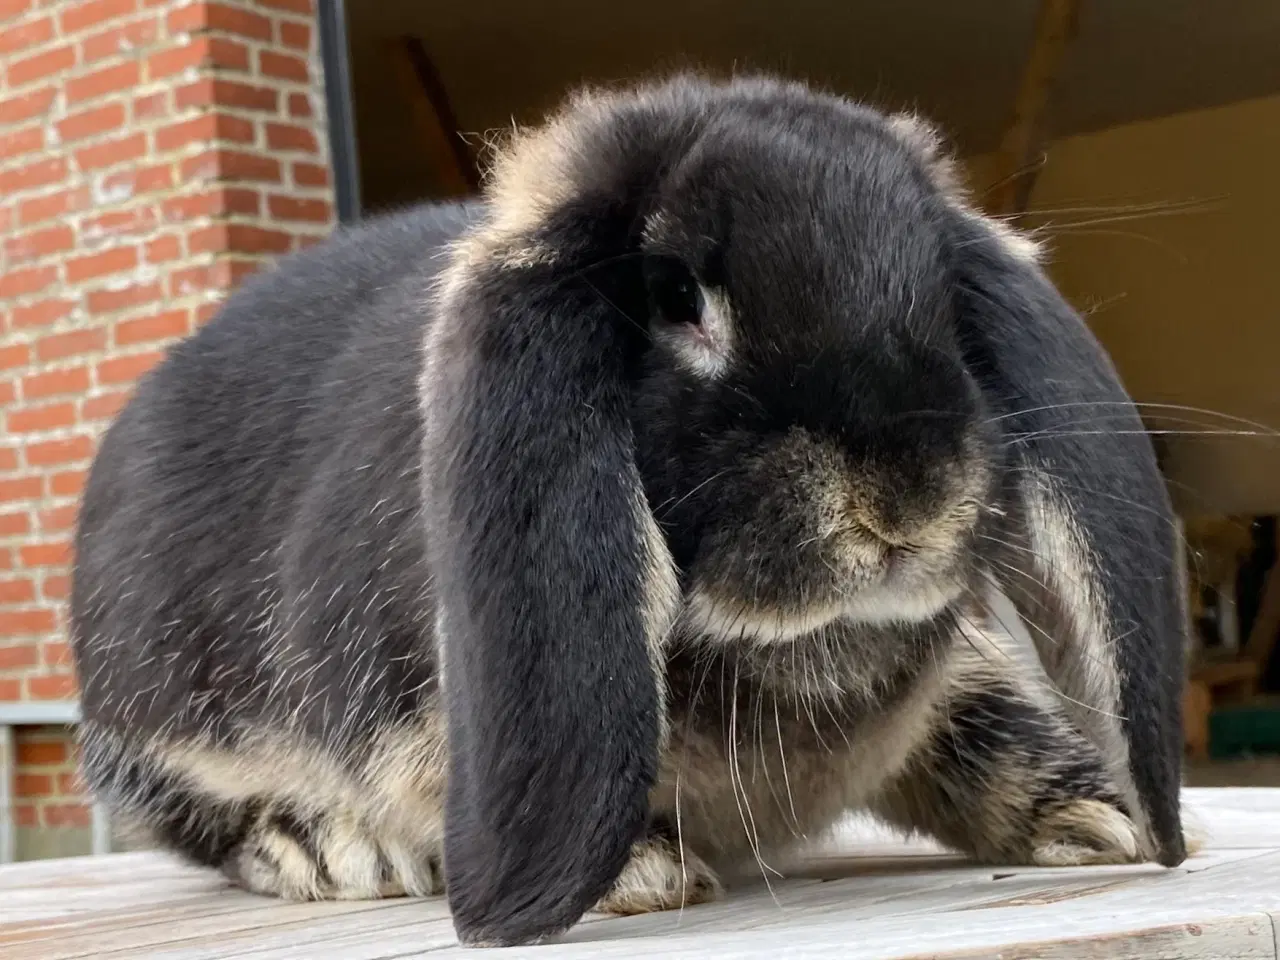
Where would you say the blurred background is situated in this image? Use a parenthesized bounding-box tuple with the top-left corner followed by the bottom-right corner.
(1, 0, 1279, 862)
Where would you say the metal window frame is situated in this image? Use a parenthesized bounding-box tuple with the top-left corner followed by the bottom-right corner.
(0, 702, 111, 864)
(317, 0, 362, 223)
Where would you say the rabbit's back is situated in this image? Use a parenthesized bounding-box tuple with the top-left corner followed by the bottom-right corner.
(71, 202, 479, 750)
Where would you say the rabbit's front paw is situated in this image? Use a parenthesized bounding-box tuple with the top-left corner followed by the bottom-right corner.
(1030, 798, 1139, 866)
(592, 834, 721, 916)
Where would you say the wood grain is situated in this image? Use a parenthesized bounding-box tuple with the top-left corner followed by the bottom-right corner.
(3, 788, 1279, 958)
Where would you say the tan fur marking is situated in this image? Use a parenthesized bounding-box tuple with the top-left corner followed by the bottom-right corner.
(592, 837, 721, 916)
(1022, 477, 1153, 857)
(885, 111, 1043, 266)
(148, 719, 447, 900)
(1031, 799, 1139, 866)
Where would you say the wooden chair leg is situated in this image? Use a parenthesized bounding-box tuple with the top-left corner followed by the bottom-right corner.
(1184, 680, 1212, 762)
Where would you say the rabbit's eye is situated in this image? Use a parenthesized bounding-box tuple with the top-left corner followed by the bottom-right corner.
(645, 257, 705, 328)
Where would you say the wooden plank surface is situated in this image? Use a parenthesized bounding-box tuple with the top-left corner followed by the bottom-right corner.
(4, 788, 1280, 959)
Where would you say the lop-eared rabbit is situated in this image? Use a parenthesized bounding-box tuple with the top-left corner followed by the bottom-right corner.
(71, 73, 1189, 947)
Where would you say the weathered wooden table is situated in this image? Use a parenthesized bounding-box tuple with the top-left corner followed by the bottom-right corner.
(5, 788, 1280, 959)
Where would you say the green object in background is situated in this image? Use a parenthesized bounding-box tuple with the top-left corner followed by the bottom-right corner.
(1209, 704, 1280, 760)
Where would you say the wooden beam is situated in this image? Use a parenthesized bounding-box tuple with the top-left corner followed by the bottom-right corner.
(386, 36, 480, 198)
(987, 0, 1081, 215)
(1243, 522, 1280, 679)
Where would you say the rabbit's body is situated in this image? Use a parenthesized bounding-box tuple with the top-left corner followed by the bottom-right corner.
(72, 74, 1186, 947)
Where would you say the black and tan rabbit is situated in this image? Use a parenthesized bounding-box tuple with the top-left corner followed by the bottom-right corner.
(70, 73, 1190, 948)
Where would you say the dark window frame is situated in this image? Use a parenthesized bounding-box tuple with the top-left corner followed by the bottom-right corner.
(317, 0, 362, 223)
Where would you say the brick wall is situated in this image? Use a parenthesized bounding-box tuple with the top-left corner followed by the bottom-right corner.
(0, 0, 336, 853)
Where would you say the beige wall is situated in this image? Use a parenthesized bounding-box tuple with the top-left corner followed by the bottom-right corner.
(967, 94, 1280, 516)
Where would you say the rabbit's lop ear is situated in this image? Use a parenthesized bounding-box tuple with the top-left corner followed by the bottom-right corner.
(420, 95, 682, 947)
(935, 178, 1187, 867)
(891, 113, 1187, 868)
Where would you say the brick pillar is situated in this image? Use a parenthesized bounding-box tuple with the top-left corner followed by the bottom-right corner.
(0, 0, 336, 857)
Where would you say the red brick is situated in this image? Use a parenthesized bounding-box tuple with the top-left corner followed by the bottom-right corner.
(37, 328, 107, 362)
(259, 49, 307, 82)
(42, 574, 70, 599)
(293, 161, 329, 188)
(14, 773, 52, 796)
(287, 91, 312, 118)
(87, 281, 161, 314)
(148, 34, 248, 78)
(0, 265, 58, 300)
(60, 0, 138, 34)
(19, 540, 68, 566)
(26, 436, 92, 467)
(66, 60, 139, 104)
(185, 224, 223, 254)
(7, 402, 75, 433)
(75, 131, 148, 171)
(0, 577, 34, 604)
(162, 187, 259, 222)
(38, 505, 77, 532)
(168, 2, 270, 40)
(7, 44, 75, 87)
(0, 477, 43, 502)
(81, 17, 159, 62)
(0, 641, 37, 668)
(42, 802, 91, 827)
(0, 124, 44, 160)
(278, 19, 310, 49)
(0, 448, 18, 472)
(0, 608, 56, 633)
(116, 310, 188, 346)
(102, 163, 173, 196)
(51, 470, 85, 496)
(56, 102, 125, 143)
(0, 86, 55, 124)
(5, 224, 74, 263)
(132, 90, 167, 122)
(168, 263, 213, 297)
(56, 768, 84, 792)
(266, 122, 316, 153)
(267, 194, 330, 224)
(66, 246, 138, 283)
(0, 344, 30, 370)
(82, 389, 130, 420)
(155, 113, 253, 152)
(181, 149, 281, 184)
(0, 512, 30, 536)
(260, 0, 312, 11)
(82, 207, 158, 245)
(98, 350, 164, 384)
(0, 0, 33, 22)
(175, 78, 276, 112)
(17, 739, 66, 766)
(194, 302, 220, 325)
(144, 234, 180, 262)
(0, 15, 51, 54)
(19, 187, 90, 226)
(12, 803, 37, 828)
(0, 156, 67, 193)
(0, 550, 12, 571)
(23, 366, 90, 400)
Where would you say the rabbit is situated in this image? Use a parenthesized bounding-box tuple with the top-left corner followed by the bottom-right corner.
(70, 71, 1190, 949)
